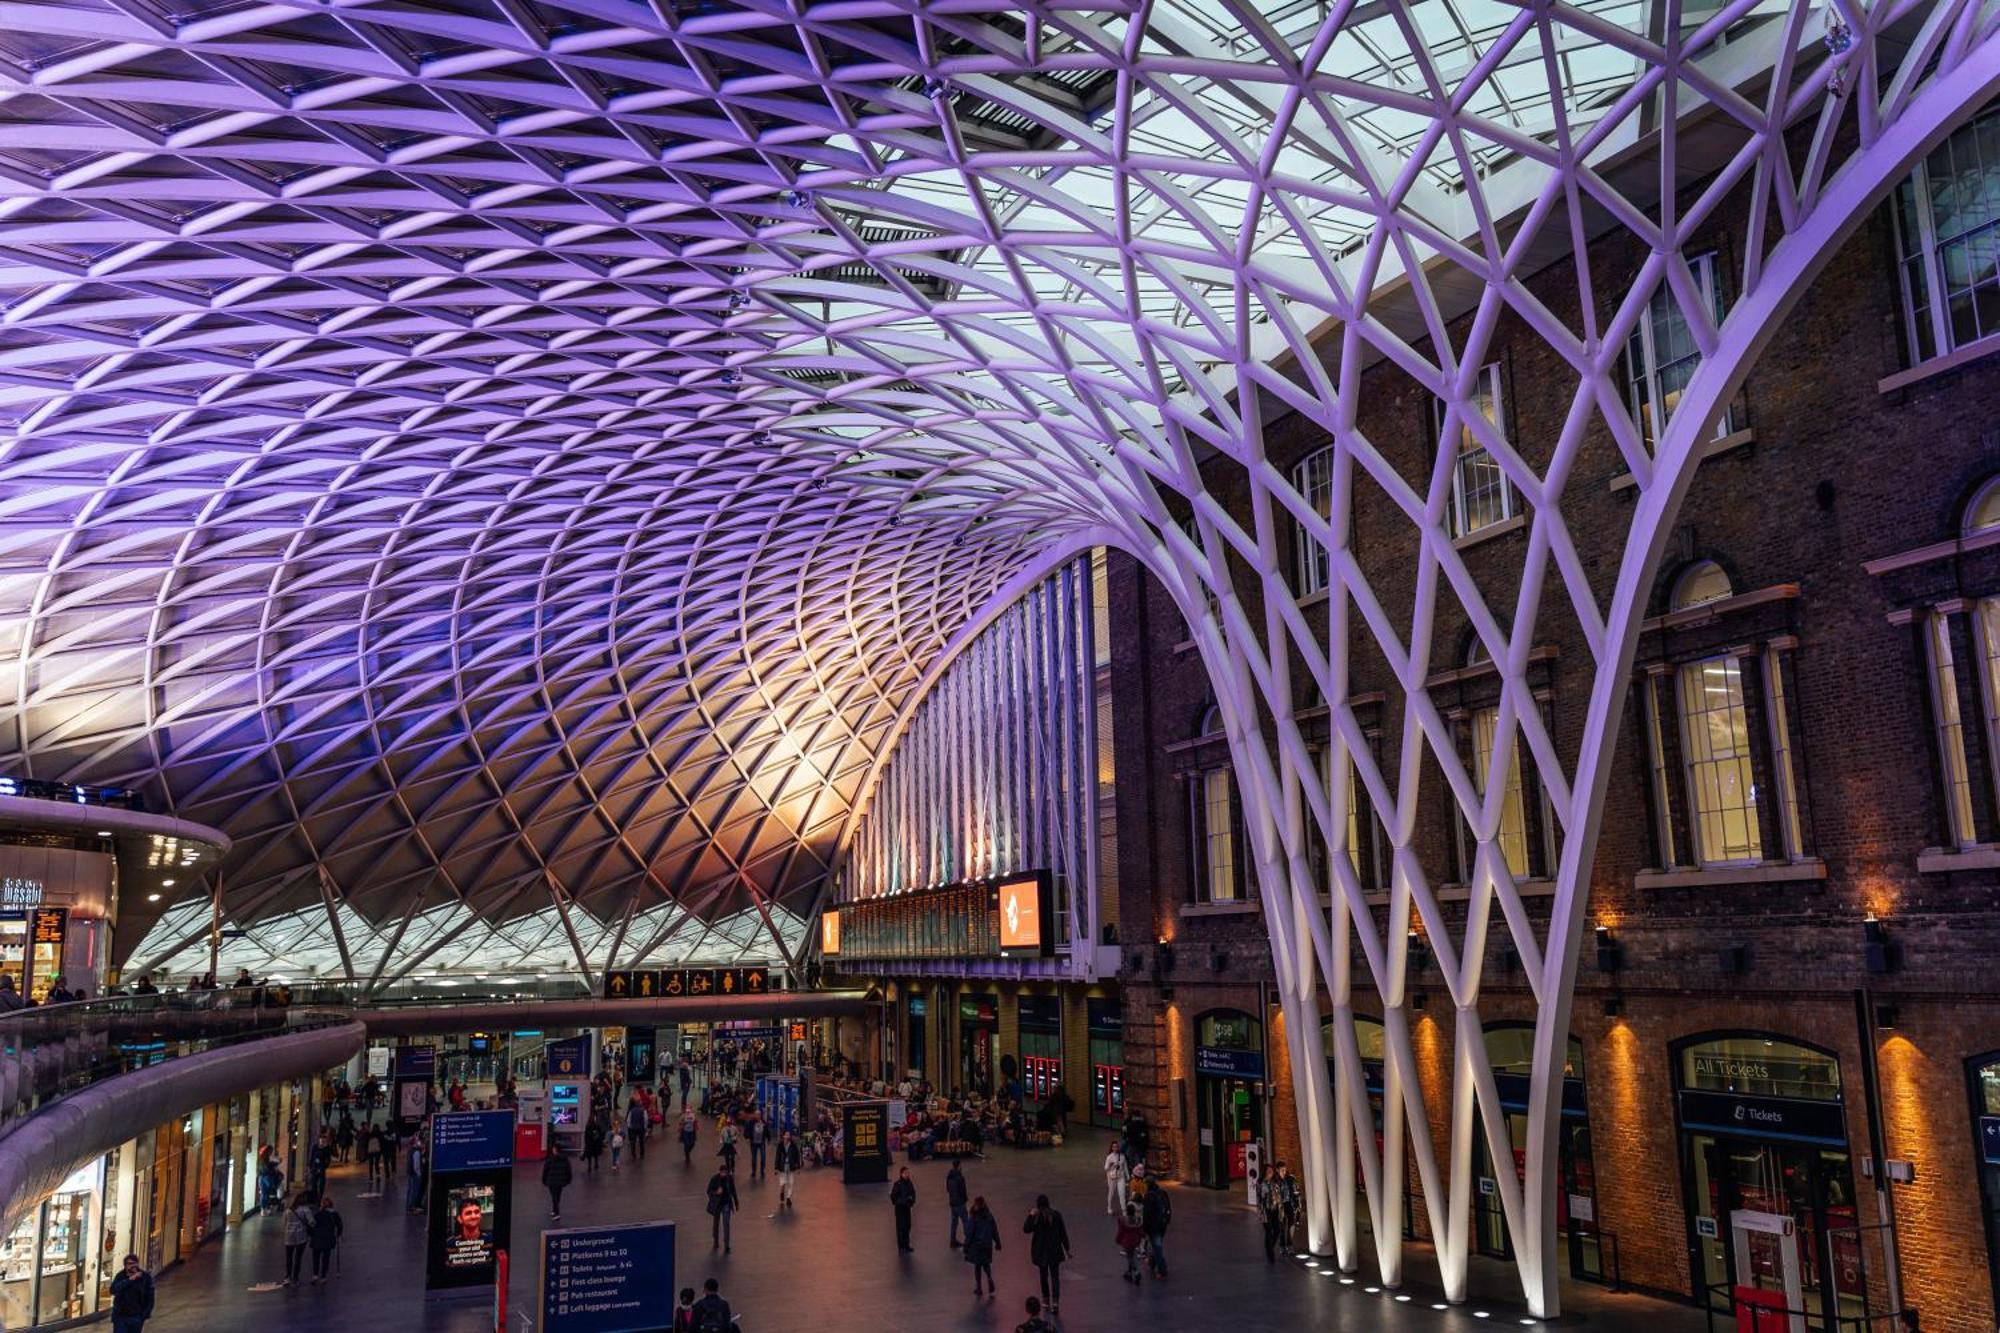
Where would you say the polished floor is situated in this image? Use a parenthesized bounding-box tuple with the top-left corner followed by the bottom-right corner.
(143, 1119, 1706, 1331)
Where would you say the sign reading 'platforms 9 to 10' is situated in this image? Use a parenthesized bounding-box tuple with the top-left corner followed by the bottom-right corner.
(599, 967, 769, 1001)
(540, 1221, 675, 1333)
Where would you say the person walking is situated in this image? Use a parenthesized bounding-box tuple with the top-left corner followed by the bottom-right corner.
(774, 1129, 801, 1209)
(747, 1115, 767, 1178)
(109, 1254, 154, 1333)
(1021, 1193, 1071, 1313)
(1141, 1173, 1172, 1279)
(610, 1124, 626, 1172)
(404, 1137, 427, 1214)
(282, 1191, 317, 1286)
(1256, 1163, 1283, 1262)
(945, 1157, 970, 1248)
(690, 1277, 732, 1333)
(962, 1196, 1000, 1298)
(679, 1107, 699, 1165)
(1115, 1198, 1146, 1285)
(705, 1163, 739, 1252)
(1102, 1137, 1128, 1216)
(889, 1166, 917, 1253)
(365, 1125, 386, 1189)
(307, 1128, 333, 1200)
(1276, 1160, 1302, 1249)
(626, 1098, 649, 1162)
(542, 1145, 573, 1221)
(671, 1286, 697, 1332)
(583, 1119, 605, 1174)
(309, 1195, 343, 1283)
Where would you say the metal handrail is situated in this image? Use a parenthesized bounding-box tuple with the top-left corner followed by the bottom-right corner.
(1701, 1282, 1919, 1331)
(0, 988, 352, 1140)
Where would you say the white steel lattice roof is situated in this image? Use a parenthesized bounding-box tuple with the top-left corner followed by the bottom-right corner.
(0, 0, 1991, 989)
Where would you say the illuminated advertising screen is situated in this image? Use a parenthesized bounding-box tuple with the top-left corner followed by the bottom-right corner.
(997, 873, 1047, 955)
(820, 909, 841, 957)
(424, 1167, 510, 1290)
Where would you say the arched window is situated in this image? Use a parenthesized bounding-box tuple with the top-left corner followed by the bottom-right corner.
(1965, 476, 2000, 535)
(1893, 99, 2000, 363)
(1671, 559, 1734, 610)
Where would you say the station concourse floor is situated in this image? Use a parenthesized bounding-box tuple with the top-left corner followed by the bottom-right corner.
(142, 1124, 1708, 1332)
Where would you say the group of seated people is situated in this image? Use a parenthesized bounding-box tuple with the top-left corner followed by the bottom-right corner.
(891, 1086, 1071, 1159)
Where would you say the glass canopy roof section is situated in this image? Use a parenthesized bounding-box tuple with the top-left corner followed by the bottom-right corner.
(0, 0, 1954, 988)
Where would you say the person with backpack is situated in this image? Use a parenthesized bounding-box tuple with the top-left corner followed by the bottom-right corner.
(690, 1278, 732, 1333)
(680, 1107, 699, 1165)
(109, 1254, 154, 1333)
(962, 1195, 1000, 1298)
(747, 1114, 767, 1178)
(542, 1144, 574, 1220)
(610, 1123, 626, 1172)
(1016, 1295, 1055, 1333)
(889, 1166, 917, 1253)
(945, 1157, 970, 1248)
(1141, 1174, 1171, 1279)
(1021, 1193, 1071, 1313)
(309, 1194, 343, 1282)
(1114, 1198, 1146, 1285)
(706, 1163, 739, 1252)
(774, 1129, 802, 1209)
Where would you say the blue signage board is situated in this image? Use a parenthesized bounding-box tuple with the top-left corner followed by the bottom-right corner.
(1675, 1088, 1848, 1147)
(1493, 1072, 1589, 1118)
(396, 1044, 437, 1079)
(432, 1110, 516, 1173)
(547, 1035, 592, 1079)
(1195, 1046, 1266, 1080)
(540, 1221, 675, 1333)
(1982, 1116, 2000, 1165)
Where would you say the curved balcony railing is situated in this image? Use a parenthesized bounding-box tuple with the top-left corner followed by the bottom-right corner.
(0, 989, 352, 1141)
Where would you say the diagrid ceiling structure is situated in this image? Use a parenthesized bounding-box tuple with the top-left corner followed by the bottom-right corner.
(4, 0, 1997, 1309)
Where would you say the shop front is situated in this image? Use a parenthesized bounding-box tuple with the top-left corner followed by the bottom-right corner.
(1088, 998, 1124, 1125)
(959, 994, 999, 1095)
(1674, 1033, 1864, 1329)
(0, 841, 114, 1001)
(1970, 1051, 2000, 1320)
(1194, 1009, 1263, 1188)
(1019, 994, 1062, 1109)
(1470, 1025, 1601, 1282)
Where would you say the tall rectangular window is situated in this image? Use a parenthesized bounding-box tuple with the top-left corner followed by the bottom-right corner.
(1931, 610, 1981, 847)
(1677, 656, 1762, 865)
(1291, 445, 1335, 596)
(1893, 100, 2000, 363)
(1191, 767, 1242, 902)
(1433, 363, 1513, 538)
(1470, 705, 1531, 877)
(1625, 251, 1732, 450)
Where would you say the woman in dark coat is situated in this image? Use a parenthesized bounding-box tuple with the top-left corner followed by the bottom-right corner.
(962, 1195, 1001, 1298)
(542, 1146, 574, 1220)
(583, 1119, 605, 1173)
(1021, 1194, 1072, 1312)
(308, 1196, 343, 1283)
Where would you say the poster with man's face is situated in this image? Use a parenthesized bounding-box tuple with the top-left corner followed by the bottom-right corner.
(444, 1182, 495, 1270)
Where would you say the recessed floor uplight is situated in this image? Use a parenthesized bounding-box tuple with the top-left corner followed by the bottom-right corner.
(1474, 1312, 1491, 1320)
(1317, 1270, 1336, 1278)
(147, 893, 160, 902)
(1395, 1294, 1412, 1302)
(1304, 1260, 1319, 1268)
(161, 878, 175, 886)
(1364, 1285, 1380, 1293)
(1433, 1304, 1450, 1311)
(96, 830, 112, 837)
(1340, 1277, 1355, 1285)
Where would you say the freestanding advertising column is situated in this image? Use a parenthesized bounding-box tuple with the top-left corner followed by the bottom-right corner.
(424, 1109, 516, 1297)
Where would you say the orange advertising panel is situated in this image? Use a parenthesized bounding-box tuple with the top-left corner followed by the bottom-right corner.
(998, 874, 1043, 953)
(821, 909, 842, 956)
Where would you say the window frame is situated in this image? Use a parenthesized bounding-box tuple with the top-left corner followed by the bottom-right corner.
(1624, 250, 1733, 451)
(1893, 101, 2000, 364)
(1675, 653, 1765, 867)
(1432, 362, 1515, 539)
(1189, 763, 1245, 904)
(1291, 444, 1335, 597)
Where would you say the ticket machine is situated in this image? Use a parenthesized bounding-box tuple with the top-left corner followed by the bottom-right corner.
(549, 1082, 583, 1156)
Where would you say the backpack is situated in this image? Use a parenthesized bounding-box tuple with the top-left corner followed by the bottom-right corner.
(695, 1300, 730, 1333)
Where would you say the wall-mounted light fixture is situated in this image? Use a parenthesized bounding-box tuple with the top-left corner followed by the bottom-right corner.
(1719, 944, 1749, 975)
(1407, 929, 1432, 975)
(1208, 947, 1228, 973)
(1873, 1002, 1899, 1031)
(1863, 916, 1899, 974)
(1602, 996, 1623, 1017)
(1595, 924, 1623, 973)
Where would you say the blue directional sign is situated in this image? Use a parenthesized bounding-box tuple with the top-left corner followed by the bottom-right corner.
(431, 1109, 516, 1173)
(1982, 1115, 2000, 1165)
(540, 1221, 676, 1333)
(547, 1035, 592, 1079)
